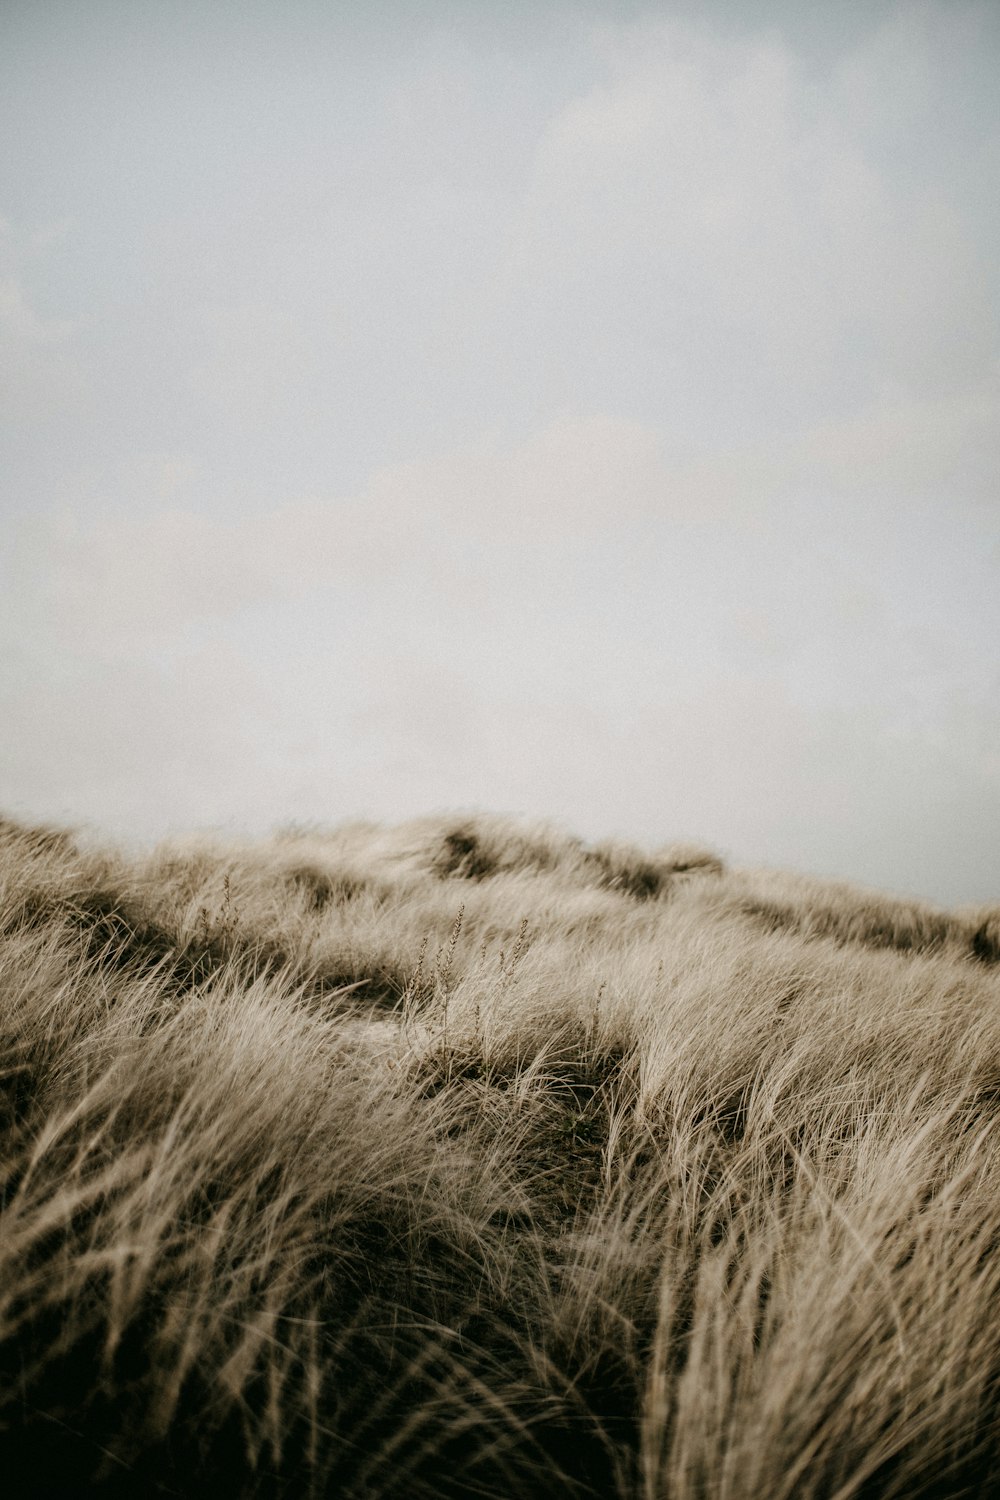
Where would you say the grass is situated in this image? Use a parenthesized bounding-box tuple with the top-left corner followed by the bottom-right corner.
(0, 809, 998, 1497)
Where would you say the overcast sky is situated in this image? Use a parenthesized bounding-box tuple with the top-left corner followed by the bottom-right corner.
(2, 0, 998, 905)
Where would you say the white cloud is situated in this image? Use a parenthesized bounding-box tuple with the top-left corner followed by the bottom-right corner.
(18, 374, 997, 661)
(0, 219, 90, 343)
(2, 3, 998, 901)
(0, 219, 92, 424)
(0, 276, 74, 343)
(0, 634, 277, 842)
(514, 12, 995, 406)
(669, 378, 1000, 514)
(16, 413, 667, 650)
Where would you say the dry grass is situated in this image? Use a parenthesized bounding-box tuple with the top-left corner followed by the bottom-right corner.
(1, 810, 998, 1497)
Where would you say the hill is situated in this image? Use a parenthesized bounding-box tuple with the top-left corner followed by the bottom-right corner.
(1, 811, 999, 1498)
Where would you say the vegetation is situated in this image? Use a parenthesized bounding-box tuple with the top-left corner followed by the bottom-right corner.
(1, 809, 998, 1498)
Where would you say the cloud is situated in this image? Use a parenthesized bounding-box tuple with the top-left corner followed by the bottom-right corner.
(512, 11, 996, 408)
(4, 386, 998, 898)
(0, 218, 92, 424)
(0, 633, 279, 841)
(669, 378, 1000, 514)
(13, 413, 662, 647)
(17, 371, 997, 659)
(2, 3, 997, 901)
(0, 276, 76, 343)
(0, 217, 84, 343)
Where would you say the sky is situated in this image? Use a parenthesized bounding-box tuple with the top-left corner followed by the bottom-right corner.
(1, 0, 998, 906)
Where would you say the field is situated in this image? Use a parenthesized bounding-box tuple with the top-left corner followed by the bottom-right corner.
(1, 810, 999, 1498)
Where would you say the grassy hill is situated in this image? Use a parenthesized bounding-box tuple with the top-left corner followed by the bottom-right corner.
(1, 811, 999, 1498)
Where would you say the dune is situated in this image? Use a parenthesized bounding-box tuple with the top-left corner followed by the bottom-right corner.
(1, 811, 998, 1497)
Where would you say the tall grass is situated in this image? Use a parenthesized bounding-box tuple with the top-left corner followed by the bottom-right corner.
(0, 811, 998, 1496)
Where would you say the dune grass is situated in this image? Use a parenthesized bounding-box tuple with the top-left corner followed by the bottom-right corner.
(0, 810, 998, 1497)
